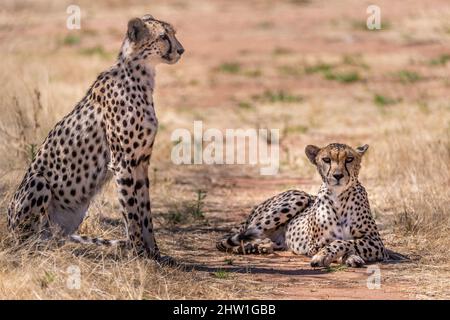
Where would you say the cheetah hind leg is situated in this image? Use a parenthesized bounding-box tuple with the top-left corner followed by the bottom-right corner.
(216, 227, 262, 253)
(8, 173, 52, 244)
(232, 238, 275, 254)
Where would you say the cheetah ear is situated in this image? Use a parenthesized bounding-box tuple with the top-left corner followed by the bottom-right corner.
(305, 145, 321, 165)
(141, 14, 154, 21)
(356, 144, 369, 156)
(127, 18, 149, 43)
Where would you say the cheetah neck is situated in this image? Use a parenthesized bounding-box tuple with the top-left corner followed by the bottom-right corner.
(318, 181, 358, 210)
(124, 60, 155, 94)
(117, 43, 156, 99)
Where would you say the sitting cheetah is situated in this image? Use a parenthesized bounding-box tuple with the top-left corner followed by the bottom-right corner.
(7, 15, 184, 260)
(217, 143, 389, 267)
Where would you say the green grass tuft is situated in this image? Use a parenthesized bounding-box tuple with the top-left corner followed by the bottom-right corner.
(283, 125, 309, 134)
(238, 101, 254, 109)
(252, 90, 303, 103)
(304, 62, 333, 74)
(62, 34, 81, 46)
(325, 265, 348, 273)
(217, 62, 241, 74)
(396, 70, 422, 84)
(165, 190, 207, 225)
(213, 269, 230, 279)
(429, 54, 450, 66)
(373, 94, 400, 107)
(324, 70, 361, 83)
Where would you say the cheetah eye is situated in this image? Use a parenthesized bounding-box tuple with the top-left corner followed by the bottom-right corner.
(346, 157, 354, 163)
(322, 157, 331, 164)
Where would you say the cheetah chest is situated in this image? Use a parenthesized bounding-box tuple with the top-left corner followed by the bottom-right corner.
(314, 201, 354, 242)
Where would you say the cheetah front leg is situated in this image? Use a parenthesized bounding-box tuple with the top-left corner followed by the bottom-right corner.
(134, 162, 162, 259)
(114, 161, 159, 259)
(310, 240, 357, 268)
(310, 236, 386, 268)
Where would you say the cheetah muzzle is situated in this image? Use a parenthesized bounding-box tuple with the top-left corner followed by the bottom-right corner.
(7, 14, 184, 261)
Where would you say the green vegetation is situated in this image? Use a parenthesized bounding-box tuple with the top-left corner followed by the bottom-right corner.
(238, 101, 254, 109)
(38, 271, 56, 289)
(396, 70, 422, 84)
(303, 59, 365, 83)
(283, 124, 309, 134)
(252, 90, 303, 103)
(323, 70, 361, 83)
(325, 265, 348, 273)
(62, 34, 80, 46)
(429, 54, 450, 66)
(216, 62, 262, 77)
(79, 45, 112, 59)
(213, 269, 230, 279)
(192, 189, 207, 220)
(304, 62, 333, 74)
(217, 62, 241, 74)
(165, 190, 207, 225)
(373, 94, 400, 107)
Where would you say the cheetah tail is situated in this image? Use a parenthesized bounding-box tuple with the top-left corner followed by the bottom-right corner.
(69, 234, 129, 248)
(216, 229, 259, 252)
(385, 248, 410, 261)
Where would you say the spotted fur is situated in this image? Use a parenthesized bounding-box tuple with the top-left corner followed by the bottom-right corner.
(216, 190, 315, 254)
(7, 14, 184, 260)
(217, 143, 388, 268)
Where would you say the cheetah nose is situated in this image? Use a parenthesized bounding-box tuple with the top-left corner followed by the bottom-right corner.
(177, 48, 185, 55)
(333, 173, 344, 181)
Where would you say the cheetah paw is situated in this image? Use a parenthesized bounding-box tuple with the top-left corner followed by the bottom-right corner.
(257, 239, 274, 254)
(343, 254, 365, 268)
(310, 253, 333, 268)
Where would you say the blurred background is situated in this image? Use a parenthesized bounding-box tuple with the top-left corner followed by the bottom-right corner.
(0, 0, 448, 299)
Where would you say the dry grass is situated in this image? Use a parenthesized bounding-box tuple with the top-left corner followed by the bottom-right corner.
(0, 0, 449, 299)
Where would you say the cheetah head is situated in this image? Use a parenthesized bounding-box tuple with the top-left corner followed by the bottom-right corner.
(122, 14, 184, 65)
(305, 143, 369, 193)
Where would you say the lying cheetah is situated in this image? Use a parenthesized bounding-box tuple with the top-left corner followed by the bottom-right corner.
(217, 143, 389, 267)
(7, 15, 184, 260)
